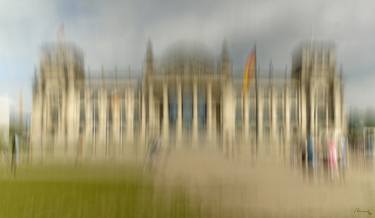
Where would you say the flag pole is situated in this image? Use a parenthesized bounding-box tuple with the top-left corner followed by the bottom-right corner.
(255, 44, 259, 149)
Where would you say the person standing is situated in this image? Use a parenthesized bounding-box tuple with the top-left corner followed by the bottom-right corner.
(307, 135, 314, 165)
(339, 135, 347, 181)
(328, 131, 338, 179)
(11, 133, 18, 176)
(306, 134, 315, 180)
(146, 136, 161, 171)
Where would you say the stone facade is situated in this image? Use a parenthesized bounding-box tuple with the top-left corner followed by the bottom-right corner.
(30, 40, 345, 160)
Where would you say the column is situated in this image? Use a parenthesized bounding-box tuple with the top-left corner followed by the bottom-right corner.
(85, 90, 93, 156)
(126, 88, 134, 146)
(206, 82, 213, 143)
(334, 81, 341, 132)
(243, 93, 249, 143)
(140, 90, 146, 152)
(30, 91, 42, 161)
(57, 93, 65, 155)
(300, 85, 307, 140)
(223, 83, 236, 158)
(42, 95, 49, 160)
(162, 82, 169, 146)
(176, 81, 183, 146)
(192, 80, 198, 147)
(212, 99, 217, 144)
(284, 86, 291, 161)
(148, 83, 155, 134)
(271, 89, 277, 144)
(284, 87, 290, 145)
(326, 95, 329, 136)
(112, 93, 121, 153)
(257, 89, 263, 146)
(66, 87, 78, 158)
(310, 87, 315, 137)
(98, 89, 107, 158)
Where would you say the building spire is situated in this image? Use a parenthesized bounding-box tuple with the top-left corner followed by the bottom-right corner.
(57, 23, 65, 44)
(284, 64, 288, 80)
(269, 60, 273, 83)
(145, 39, 154, 77)
(32, 66, 38, 93)
(339, 64, 343, 79)
(19, 89, 23, 132)
(220, 39, 231, 77)
(221, 39, 229, 63)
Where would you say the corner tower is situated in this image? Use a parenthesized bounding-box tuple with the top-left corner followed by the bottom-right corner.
(31, 36, 85, 158)
(291, 41, 343, 140)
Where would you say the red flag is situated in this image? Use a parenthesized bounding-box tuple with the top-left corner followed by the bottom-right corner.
(242, 49, 256, 95)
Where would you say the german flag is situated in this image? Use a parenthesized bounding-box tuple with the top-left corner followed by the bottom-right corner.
(242, 48, 256, 95)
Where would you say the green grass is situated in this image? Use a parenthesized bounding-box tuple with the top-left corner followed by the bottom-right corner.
(0, 164, 214, 218)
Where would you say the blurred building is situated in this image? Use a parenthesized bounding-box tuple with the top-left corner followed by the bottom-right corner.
(30, 40, 345, 160)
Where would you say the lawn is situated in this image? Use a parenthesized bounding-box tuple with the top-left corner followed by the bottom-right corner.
(0, 163, 214, 218)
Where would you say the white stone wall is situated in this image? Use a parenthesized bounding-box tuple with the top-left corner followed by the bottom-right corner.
(30, 41, 346, 161)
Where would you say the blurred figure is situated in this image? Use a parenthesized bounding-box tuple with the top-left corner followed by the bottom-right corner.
(366, 132, 374, 159)
(290, 140, 299, 168)
(11, 133, 18, 176)
(338, 134, 347, 181)
(145, 135, 161, 171)
(300, 136, 308, 180)
(327, 131, 339, 179)
(306, 134, 315, 179)
(307, 134, 314, 165)
(301, 136, 306, 165)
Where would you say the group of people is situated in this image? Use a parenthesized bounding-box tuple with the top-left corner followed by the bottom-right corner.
(300, 130, 347, 180)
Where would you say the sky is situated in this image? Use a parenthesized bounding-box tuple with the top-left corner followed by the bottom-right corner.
(0, 0, 374, 113)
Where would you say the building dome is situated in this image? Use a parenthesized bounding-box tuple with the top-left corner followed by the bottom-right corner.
(160, 41, 215, 75)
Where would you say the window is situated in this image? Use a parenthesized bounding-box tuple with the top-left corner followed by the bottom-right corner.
(235, 98, 242, 129)
(198, 91, 206, 129)
(277, 105, 283, 124)
(169, 91, 177, 127)
(263, 101, 270, 125)
(92, 91, 99, 137)
(79, 91, 85, 135)
(121, 95, 126, 131)
(183, 90, 193, 130)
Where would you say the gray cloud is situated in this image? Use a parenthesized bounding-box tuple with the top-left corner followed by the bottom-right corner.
(1, 0, 375, 111)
